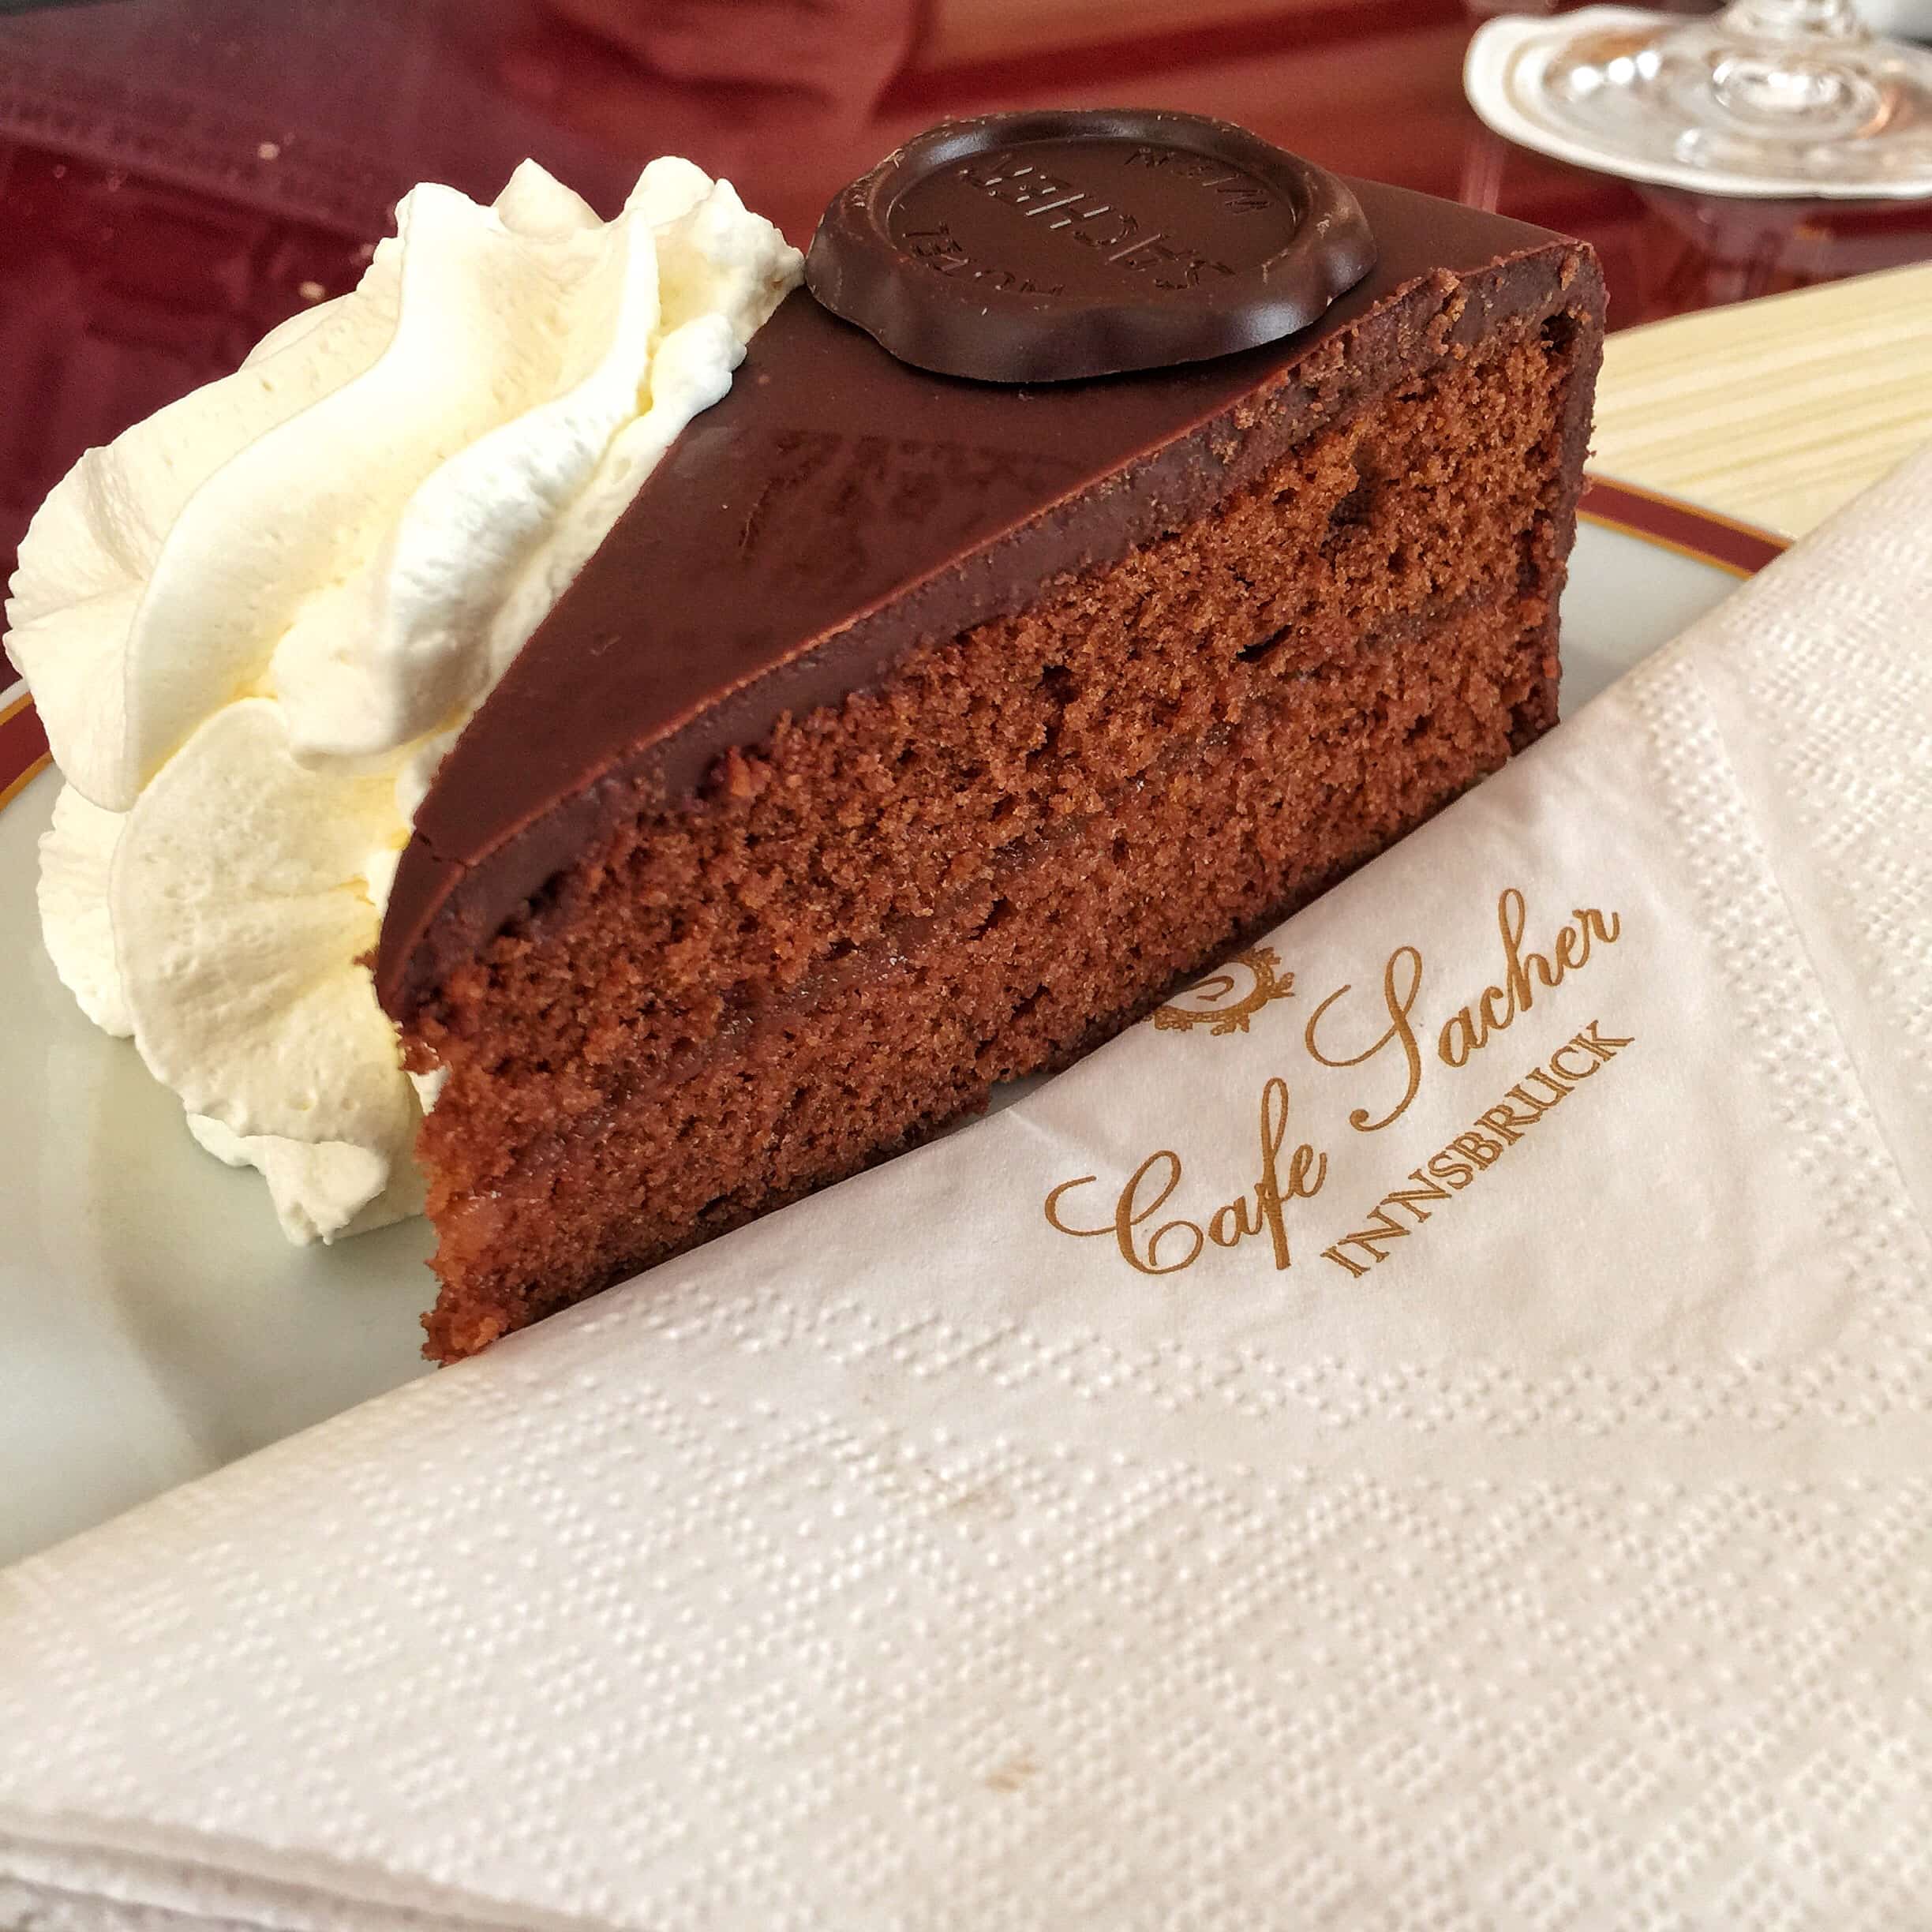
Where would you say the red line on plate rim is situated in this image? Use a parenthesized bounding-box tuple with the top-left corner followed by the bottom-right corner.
(0, 481, 1791, 821)
(0, 688, 51, 817)
(1578, 477, 1788, 579)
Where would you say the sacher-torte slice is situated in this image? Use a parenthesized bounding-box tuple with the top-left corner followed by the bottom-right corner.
(376, 112, 1604, 1358)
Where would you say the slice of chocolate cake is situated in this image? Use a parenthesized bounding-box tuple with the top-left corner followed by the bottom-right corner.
(378, 113, 1604, 1361)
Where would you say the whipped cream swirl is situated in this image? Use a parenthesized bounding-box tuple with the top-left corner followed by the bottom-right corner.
(8, 159, 801, 1241)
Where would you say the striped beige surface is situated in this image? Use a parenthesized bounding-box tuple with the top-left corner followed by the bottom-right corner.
(1593, 261, 1932, 539)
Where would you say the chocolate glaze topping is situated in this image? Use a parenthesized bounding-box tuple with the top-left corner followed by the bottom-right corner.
(377, 175, 1585, 1021)
(806, 110, 1375, 382)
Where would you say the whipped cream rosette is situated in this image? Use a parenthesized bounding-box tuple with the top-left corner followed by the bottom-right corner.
(6, 158, 802, 1241)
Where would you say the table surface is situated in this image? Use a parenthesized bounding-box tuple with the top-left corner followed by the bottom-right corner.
(0, 0, 1926, 567)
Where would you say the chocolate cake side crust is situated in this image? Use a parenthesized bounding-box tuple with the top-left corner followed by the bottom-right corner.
(398, 230, 1604, 1361)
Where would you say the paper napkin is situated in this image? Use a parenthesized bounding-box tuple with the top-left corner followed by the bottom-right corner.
(3, 446, 1931, 1932)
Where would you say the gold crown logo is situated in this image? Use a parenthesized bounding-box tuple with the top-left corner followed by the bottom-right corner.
(1152, 945, 1294, 1037)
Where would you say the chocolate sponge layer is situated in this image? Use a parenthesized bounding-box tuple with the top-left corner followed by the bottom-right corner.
(399, 264, 1602, 1361)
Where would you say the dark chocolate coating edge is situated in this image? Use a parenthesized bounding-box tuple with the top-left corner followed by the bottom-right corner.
(377, 178, 1603, 1023)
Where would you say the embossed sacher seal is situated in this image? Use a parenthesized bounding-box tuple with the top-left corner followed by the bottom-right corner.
(804, 108, 1377, 382)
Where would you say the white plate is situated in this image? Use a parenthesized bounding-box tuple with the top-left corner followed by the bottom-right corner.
(0, 481, 1786, 1567)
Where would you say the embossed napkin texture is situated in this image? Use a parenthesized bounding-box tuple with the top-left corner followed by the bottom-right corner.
(2, 445, 1930, 1932)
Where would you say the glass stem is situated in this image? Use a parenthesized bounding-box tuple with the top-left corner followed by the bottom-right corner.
(1717, 0, 1868, 39)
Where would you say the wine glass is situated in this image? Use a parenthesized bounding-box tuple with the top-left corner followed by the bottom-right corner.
(1471, 0, 1932, 196)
